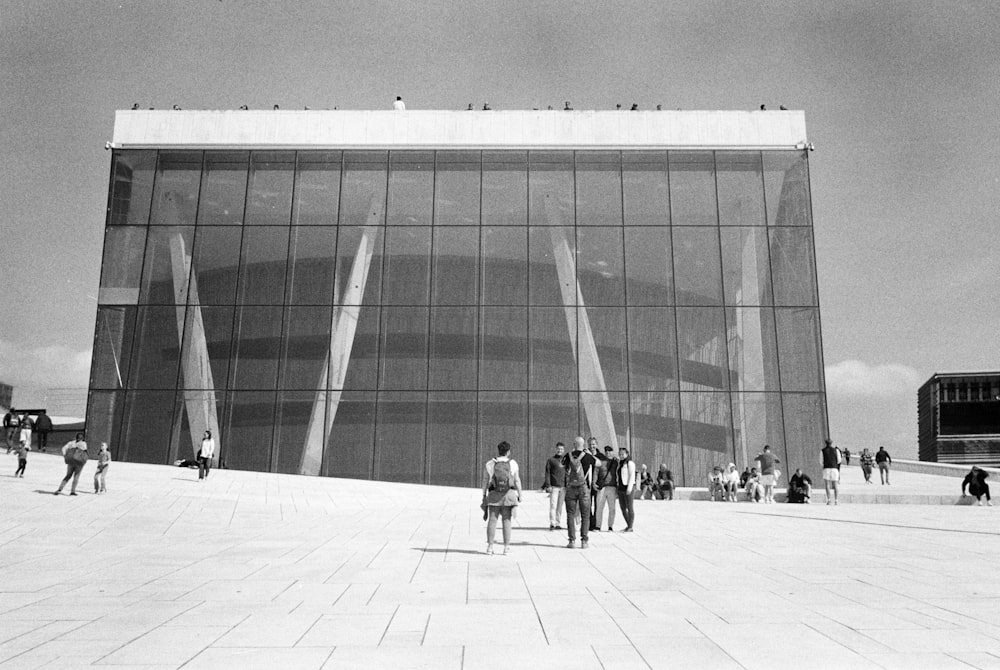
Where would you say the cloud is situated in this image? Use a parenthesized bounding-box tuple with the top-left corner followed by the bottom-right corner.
(825, 360, 923, 398)
(0, 339, 91, 390)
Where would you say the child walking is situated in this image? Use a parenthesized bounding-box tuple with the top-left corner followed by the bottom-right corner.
(94, 442, 112, 493)
(14, 440, 29, 477)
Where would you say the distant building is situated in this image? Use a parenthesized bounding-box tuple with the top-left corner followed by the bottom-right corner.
(88, 108, 827, 487)
(918, 372, 1000, 466)
(0, 381, 12, 410)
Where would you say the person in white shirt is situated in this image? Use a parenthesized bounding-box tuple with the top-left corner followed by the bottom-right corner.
(392, 96, 405, 110)
(481, 441, 522, 555)
(721, 463, 741, 502)
(198, 430, 215, 481)
(616, 447, 637, 532)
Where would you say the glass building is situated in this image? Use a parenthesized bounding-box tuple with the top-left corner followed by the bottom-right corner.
(88, 109, 827, 487)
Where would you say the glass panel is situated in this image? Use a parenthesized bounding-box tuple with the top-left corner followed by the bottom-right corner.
(179, 305, 233, 391)
(781, 393, 828, 473)
(580, 391, 630, 454)
(85, 390, 125, 457)
(577, 227, 624, 306)
(529, 391, 579, 489)
(680, 392, 734, 483)
(340, 153, 387, 227)
(273, 390, 324, 474)
(120, 390, 175, 463)
(623, 153, 669, 226)
(432, 227, 479, 305)
(528, 153, 574, 227)
(582, 307, 628, 391)
(222, 391, 275, 471)
(669, 152, 717, 226)
(730, 393, 785, 472)
(129, 306, 183, 389)
(245, 151, 295, 226)
(768, 227, 818, 306)
(624, 227, 673, 305)
(278, 306, 333, 390)
(630, 391, 682, 485)
(480, 306, 527, 390)
(763, 151, 812, 227)
(229, 305, 283, 390)
(236, 226, 289, 305)
(481, 226, 527, 305)
(427, 392, 477, 486)
(716, 152, 765, 227)
(335, 226, 383, 307)
(138, 226, 194, 305)
(481, 153, 526, 226)
(720, 227, 773, 306)
(676, 307, 729, 392)
(529, 307, 577, 391)
(168, 390, 224, 463)
(292, 151, 341, 226)
(379, 307, 428, 390)
(429, 306, 477, 390)
(382, 226, 431, 305)
(150, 151, 202, 226)
(99, 227, 146, 304)
(529, 226, 574, 305)
(189, 226, 242, 305)
(627, 307, 678, 392)
(478, 391, 527, 480)
(672, 227, 723, 306)
(576, 155, 622, 226)
(91, 307, 136, 389)
(286, 226, 337, 305)
(337, 305, 380, 391)
(198, 151, 248, 226)
(386, 151, 433, 226)
(726, 307, 780, 393)
(775, 308, 824, 392)
(110, 150, 156, 226)
(325, 391, 376, 479)
(375, 391, 426, 483)
(435, 152, 481, 226)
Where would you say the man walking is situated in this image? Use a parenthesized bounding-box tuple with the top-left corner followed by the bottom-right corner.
(754, 444, 781, 504)
(544, 442, 567, 530)
(594, 446, 619, 531)
(563, 437, 594, 548)
(617, 446, 637, 531)
(55, 433, 88, 496)
(821, 438, 842, 505)
(34, 411, 53, 452)
(3, 407, 18, 453)
(876, 446, 892, 485)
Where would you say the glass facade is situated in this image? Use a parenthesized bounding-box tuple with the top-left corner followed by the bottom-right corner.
(88, 148, 826, 487)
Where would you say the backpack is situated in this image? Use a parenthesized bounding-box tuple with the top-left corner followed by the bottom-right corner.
(566, 453, 587, 488)
(490, 459, 511, 494)
(65, 446, 88, 466)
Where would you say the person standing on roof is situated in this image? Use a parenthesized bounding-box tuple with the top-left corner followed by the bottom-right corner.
(393, 96, 405, 110)
(481, 441, 522, 555)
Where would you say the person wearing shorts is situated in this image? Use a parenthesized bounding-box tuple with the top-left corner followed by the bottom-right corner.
(821, 438, 842, 505)
(754, 445, 780, 504)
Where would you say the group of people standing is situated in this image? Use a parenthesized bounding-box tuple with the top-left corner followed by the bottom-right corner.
(4, 408, 53, 454)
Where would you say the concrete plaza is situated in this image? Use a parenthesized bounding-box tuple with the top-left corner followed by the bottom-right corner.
(3, 451, 1000, 669)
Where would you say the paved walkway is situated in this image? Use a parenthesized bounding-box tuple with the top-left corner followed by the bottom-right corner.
(3, 452, 1000, 669)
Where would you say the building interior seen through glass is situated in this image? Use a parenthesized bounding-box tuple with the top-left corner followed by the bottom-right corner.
(89, 149, 827, 488)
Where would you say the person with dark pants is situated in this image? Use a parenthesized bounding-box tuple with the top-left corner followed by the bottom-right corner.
(34, 411, 52, 452)
(616, 447, 636, 531)
(563, 440, 593, 548)
(962, 466, 992, 506)
(197, 430, 215, 481)
(587, 437, 601, 531)
(14, 440, 28, 477)
(876, 446, 892, 485)
(55, 433, 88, 495)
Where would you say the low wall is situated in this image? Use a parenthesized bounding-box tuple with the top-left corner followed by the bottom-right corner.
(891, 459, 1000, 479)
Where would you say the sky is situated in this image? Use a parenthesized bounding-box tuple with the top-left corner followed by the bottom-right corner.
(1, 0, 998, 457)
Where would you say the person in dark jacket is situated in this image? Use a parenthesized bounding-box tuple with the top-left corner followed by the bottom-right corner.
(962, 466, 992, 506)
(821, 438, 842, 505)
(3, 408, 18, 453)
(34, 411, 53, 451)
(875, 446, 892, 485)
(787, 469, 812, 503)
(544, 442, 567, 530)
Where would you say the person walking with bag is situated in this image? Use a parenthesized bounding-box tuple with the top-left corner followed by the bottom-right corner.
(481, 441, 522, 555)
(197, 430, 215, 481)
(94, 442, 112, 493)
(55, 433, 88, 496)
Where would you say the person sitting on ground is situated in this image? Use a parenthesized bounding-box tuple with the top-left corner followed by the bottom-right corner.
(638, 464, 655, 500)
(962, 466, 992, 506)
(721, 463, 740, 502)
(739, 466, 751, 488)
(859, 447, 875, 484)
(745, 467, 763, 502)
(787, 469, 813, 503)
(656, 464, 674, 500)
(708, 466, 724, 501)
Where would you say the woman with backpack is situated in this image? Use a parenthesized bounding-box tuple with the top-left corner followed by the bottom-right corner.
(481, 441, 522, 555)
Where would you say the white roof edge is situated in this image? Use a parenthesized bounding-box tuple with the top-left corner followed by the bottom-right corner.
(111, 109, 809, 150)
